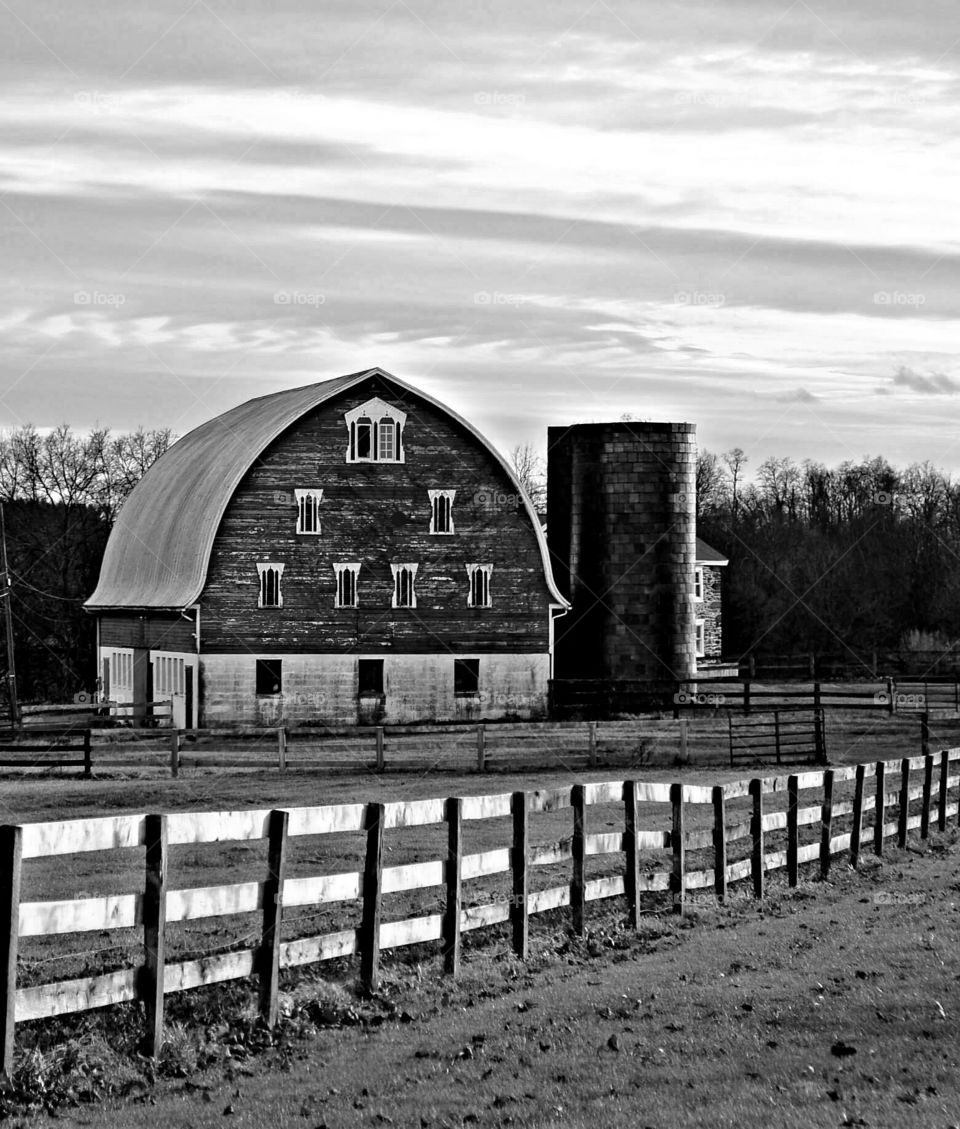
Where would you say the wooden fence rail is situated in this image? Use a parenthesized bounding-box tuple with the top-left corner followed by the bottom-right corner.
(1, 748, 958, 1070)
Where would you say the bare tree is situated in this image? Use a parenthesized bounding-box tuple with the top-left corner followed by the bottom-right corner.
(510, 442, 547, 512)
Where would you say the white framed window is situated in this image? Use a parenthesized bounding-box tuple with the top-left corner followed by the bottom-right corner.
(257, 562, 284, 608)
(334, 562, 361, 608)
(428, 489, 455, 534)
(694, 567, 704, 601)
(391, 562, 418, 608)
(695, 619, 705, 657)
(345, 398, 407, 463)
(466, 564, 493, 608)
(295, 488, 323, 535)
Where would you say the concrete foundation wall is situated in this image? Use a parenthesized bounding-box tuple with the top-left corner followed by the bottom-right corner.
(199, 652, 550, 726)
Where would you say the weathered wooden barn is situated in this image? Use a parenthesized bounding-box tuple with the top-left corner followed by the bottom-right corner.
(84, 368, 569, 727)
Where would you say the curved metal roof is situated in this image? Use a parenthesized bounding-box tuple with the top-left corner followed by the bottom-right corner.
(86, 368, 569, 611)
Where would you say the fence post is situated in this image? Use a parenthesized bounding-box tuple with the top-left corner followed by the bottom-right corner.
(819, 769, 834, 879)
(141, 813, 167, 1058)
(0, 825, 22, 1076)
(787, 775, 799, 887)
(673, 681, 680, 721)
(623, 781, 640, 930)
(588, 722, 597, 768)
(898, 758, 910, 849)
(360, 802, 385, 995)
(170, 729, 180, 778)
(570, 785, 586, 935)
(476, 725, 485, 773)
(749, 778, 763, 900)
(939, 749, 949, 832)
(887, 677, 895, 715)
(258, 809, 289, 1027)
(874, 761, 886, 855)
(443, 797, 462, 976)
(728, 714, 734, 767)
(277, 727, 286, 772)
(670, 782, 685, 915)
(921, 753, 934, 839)
(83, 729, 92, 778)
(713, 785, 727, 903)
(955, 673, 959, 714)
(814, 710, 826, 764)
(813, 682, 822, 714)
(511, 791, 529, 959)
(921, 714, 930, 760)
(743, 679, 751, 716)
(850, 764, 865, 868)
(375, 727, 384, 774)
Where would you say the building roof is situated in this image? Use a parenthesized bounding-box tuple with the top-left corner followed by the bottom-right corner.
(86, 368, 569, 611)
(696, 536, 729, 566)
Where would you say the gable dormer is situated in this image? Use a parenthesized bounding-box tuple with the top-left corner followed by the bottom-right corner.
(344, 397, 407, 463)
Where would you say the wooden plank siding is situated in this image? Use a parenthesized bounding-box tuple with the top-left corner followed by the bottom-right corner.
(99, 614, 195, 653)
(199, 375, 553, 655)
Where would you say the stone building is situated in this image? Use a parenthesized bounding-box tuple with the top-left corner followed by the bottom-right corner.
(84, 368, 569, 727)
(694, 537, 728, 664)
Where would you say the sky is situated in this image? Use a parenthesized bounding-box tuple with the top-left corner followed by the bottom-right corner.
(2, 0, 959, 476)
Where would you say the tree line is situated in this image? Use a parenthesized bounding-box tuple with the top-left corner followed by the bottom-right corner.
(696, 449, 960, 667)
(0, 425, 173, 704)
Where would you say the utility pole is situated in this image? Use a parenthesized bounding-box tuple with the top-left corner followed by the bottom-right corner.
(0, 505, 20, 727)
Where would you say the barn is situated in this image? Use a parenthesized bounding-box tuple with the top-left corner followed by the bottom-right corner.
(84, 368, 569, 727)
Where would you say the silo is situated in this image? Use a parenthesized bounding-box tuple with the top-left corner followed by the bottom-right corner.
(547, 422, 697, 696)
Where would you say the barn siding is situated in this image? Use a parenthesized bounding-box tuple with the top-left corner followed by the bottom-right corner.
(199, 375, 552, 655)
(99, 613, 195, 652)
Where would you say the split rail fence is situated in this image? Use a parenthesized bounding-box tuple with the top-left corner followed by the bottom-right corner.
(1, 747, 958, 1071)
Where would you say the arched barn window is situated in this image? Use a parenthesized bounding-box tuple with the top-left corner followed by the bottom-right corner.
(466, 564, 492, 608)
(257, 562, 284, 608)
(294, 489, 323, 535)
(345, 398, 407, 463)
(391, 562, 418, 608)
(428, 489, 455, 534)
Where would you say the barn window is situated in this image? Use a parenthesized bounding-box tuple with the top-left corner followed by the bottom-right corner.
(466, 564, 492, 608)
(256, 658, 282, 695)
(695, 620, 705, 657)
(391, 562, 418, 608)
(358, 658, 384, 696)
(334, 562, 360, 608)
(454, 658, 480, 696)
(694, 567, 703, 601)
(345, 398, 407, 463)
(257, 562, 284, 608)
(295, 489, 323, 535)
(428, 489, 455, 534)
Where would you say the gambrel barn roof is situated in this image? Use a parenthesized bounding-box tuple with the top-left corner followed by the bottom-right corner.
(85, 367, 568, 611)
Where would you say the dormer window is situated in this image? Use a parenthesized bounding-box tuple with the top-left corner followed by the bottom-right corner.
(345, 398, 407, 463)
(295, 489, 323, 535)
(429, 489, 455, 534)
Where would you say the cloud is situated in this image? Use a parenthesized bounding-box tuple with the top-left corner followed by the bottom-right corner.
(889, 365, 959, 395)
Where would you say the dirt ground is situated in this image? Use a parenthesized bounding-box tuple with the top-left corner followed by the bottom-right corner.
(16, 826, 960, 1129)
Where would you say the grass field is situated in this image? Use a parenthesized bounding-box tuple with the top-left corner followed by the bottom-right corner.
(3, 710, 959, 1124)
(16, 827, 960, 1128)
